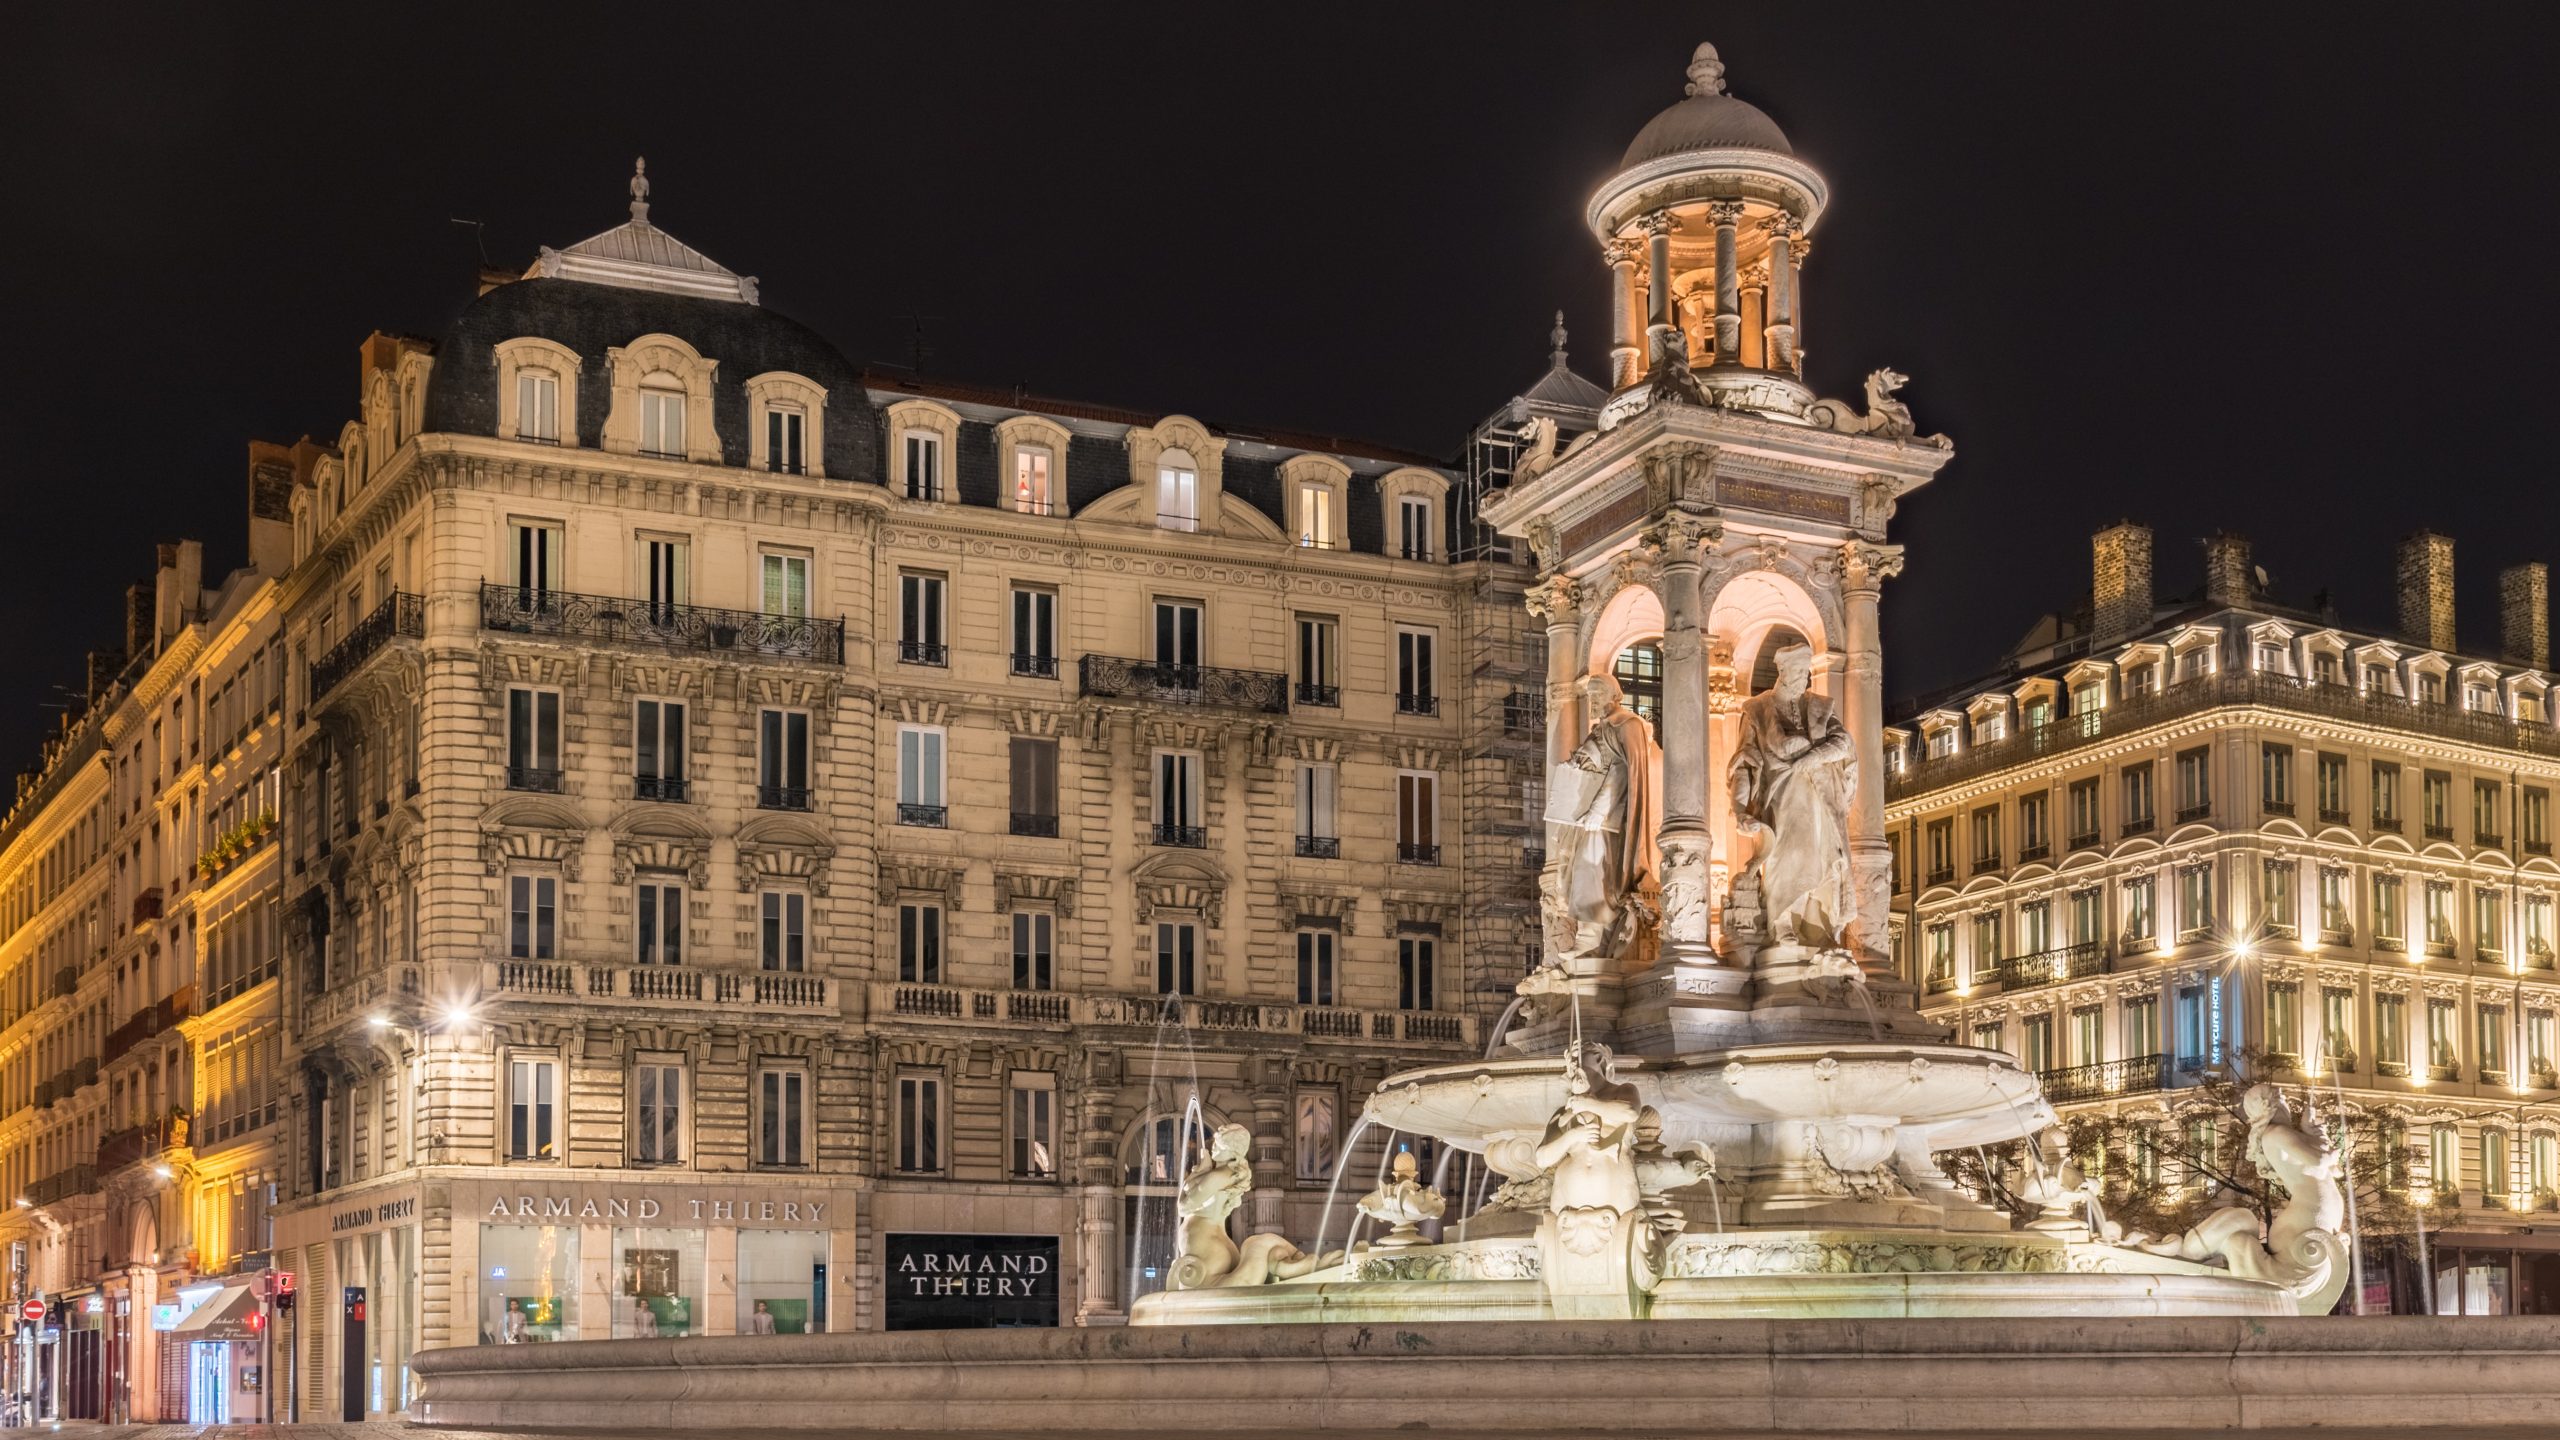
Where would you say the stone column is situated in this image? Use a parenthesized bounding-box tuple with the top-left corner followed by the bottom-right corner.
(1787, 239, 1807, 371)
(1706, 200, 1745, 366)
(1740, 262, 1770, 369)
(1761, 215, 1799, 375)
(1840, 542, 1905, 976)
(1638, 212, 1678, 362)
(1077, 1184, 1121, 1323)
(1650, 520, 1715, 962)
(1525, 577, 1584, 772)
(1603, 239, 1643, 389)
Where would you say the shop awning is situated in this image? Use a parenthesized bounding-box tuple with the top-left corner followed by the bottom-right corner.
(169, 1284, 261, 1340)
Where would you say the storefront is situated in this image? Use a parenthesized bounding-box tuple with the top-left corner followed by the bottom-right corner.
(867, 1185, 1072, 1330)
(271, 1181, 420, 1421)
(160, 1281, 267, 1423)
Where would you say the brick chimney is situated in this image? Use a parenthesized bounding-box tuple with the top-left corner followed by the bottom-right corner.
(2501, 562, 2550, 668)
(2202, 532, 2254, 609)
(2090, 522, 2155, 648)
(2396, 531, 2456, 651)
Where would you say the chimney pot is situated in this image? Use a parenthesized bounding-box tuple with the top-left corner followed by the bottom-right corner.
(2202, 532, 2254, 609)
(2091, 521, 2155, 649)
(2396, 531, 2456, 652)
(2500, 562, 2550, 669)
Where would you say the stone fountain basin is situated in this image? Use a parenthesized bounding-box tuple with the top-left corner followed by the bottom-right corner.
(1362, 1043, 2051, 1156)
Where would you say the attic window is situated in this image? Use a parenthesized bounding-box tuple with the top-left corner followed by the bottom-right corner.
(1157, 462, 1199, 532)
(1015, 447, 1054, 516)
(517, 369, 561, 444)
(1298, 483, 1337, 549)
(639, 374, 686, 459)
(766, 404, 805, 475)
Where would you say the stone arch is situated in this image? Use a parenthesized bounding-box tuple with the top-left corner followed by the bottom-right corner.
(1584, 578, 1665, 678)
(1706, 564, 1834, 691)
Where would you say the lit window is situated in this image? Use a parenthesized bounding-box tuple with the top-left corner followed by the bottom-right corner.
(760, 552, 809, 618)
(638, 375, 686, 458)
(759, 1067, 808, 1168)
(633, 1062, 684, 1165)
(516, 368, 560, 443)
(1009, 1074, 1056, 1179)
(1397, 495, 1433, 560)
(1015, 447, 1054, 515)
(1157, 465, 1198, 531)
(508, 1056, 558, 1160)
(1613, 642, 1663, 722)
(1294, 1090, 1337, 1182)
(1298, 483, 1335, 548)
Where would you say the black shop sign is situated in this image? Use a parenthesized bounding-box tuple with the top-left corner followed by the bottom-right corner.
(883, 1233, 1058, 1330)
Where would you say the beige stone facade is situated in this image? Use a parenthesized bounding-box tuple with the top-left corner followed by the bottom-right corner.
(1887, 523, 2560, 1314)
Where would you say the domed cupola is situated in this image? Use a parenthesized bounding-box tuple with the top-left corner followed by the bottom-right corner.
(1587, 43, 1830, 422)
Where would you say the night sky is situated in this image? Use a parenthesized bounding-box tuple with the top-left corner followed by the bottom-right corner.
(8, 5, 2560, 776)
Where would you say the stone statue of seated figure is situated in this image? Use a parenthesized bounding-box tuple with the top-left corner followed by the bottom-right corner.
(1169, 1123, 1341, 1289)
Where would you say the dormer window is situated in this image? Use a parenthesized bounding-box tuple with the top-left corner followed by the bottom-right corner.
(2313, 652, 2342, 686)
(765, 404, 805, 475)
(639, 375, 686, 459)
(1397, 495, 1434, 561)
(1299, 483, 1337, 549)
(517, 368, 561, 444)
(2254, 642, 2289, 674)
(1927, 729, 1957, 759)
(1015, 447, 1054, 516)
(905, 433, 942, 500)
(2418, 672, 2444, 705)
(2465, 684, 2498, 714)
(1158, 462, 1199, 532)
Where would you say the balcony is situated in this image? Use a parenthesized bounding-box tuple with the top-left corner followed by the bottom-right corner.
(26, 1164, 97, 1208)
(2261, 798, 2293, 817)
(1396, 693, 1441, 717)
(759, 784, 813, 812)
(2066, 832, 2100, 852)
(897, 803, 948, 828)
(1295, 835, 1341, 859)
(309, 592, 424, 701)
(2175, 802, 2213, 824)
(869, 982, 1476, 1050)
(132, 888, 163, 925)
(1925, 866, 1955, 888)
(634, 775, 688, 803)
(1926, 970, 1957, 995)
(2017, 842, 2051, 864)
(2318, 808, 2351, 826)
(1078, 654, 1287, 714)
(2121, 816, 2156, 837)
(507, 765, 563, 793)
(1889, 670, 2560, 802)
(2037, 1054, 2170, 1104)
(1397, 842, 1443, 866)
(97, 1113, 190, 1173)
(2373, 813, 2402, 833)
(484, 960, 837, 1013)
(898, 640, 948, 667)
(1010, 812, 1061, 838)
(1971, 855, 2002, 876)
(1503, 691, 1546, 738)
(1295, 682, 1340, 708)
(1988, 942, 2110, 992)
(1152, 823, 1207, 849)
(102, 986, 196, 1066)
(2477, 832, 2505, 850)
(2424, 823, 2455, 841)
(1011, 653, 1060, 679)
(480, 583, 844, 665)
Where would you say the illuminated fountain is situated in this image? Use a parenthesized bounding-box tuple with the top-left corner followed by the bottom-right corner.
(1132, 42, 2348, 1327)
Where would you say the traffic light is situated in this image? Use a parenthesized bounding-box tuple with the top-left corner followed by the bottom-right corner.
(274, 1289, 295, 1313)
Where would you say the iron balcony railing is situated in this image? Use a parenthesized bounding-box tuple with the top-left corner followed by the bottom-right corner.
(2036, 1054, 2171, 1104)
(899, 640, 948, 666)
(898, 803, 948, 828)
(1891, 669, 2560, 800)
(480, 583, 844, 664)
(760, 784, 813, 812)
(1399, 842, 1442, 866)
(1296, 682, 1340, 708)
(310, 592, 423, 700)
(1296, 835, 1341, 859)
(1396, 693, 1441, 717)
(507, 766, 562, 793)
(634, 775, 688, 802)
(1010, 812, 1060, 838)
(1012, 653, 1059, 679)
(1988, 941, 2110, 992)
(1152, 824, 1207, 849)
(1078, 655, 1288, 714)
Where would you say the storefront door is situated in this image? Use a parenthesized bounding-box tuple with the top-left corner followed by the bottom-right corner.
(188, 1342, 231, 1424)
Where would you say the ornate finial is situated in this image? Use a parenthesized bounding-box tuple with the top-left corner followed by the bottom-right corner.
(1684, 42, 1728, 98)
(1549, 310, 1569, 368)
(629, 157, 651, 223)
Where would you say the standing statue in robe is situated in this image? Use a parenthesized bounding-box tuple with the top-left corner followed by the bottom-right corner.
(1728, 644, 1857, 952)
(1541, 672, 1662, 965)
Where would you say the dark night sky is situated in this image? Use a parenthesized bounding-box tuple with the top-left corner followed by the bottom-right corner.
(8, 5, 2560, 774)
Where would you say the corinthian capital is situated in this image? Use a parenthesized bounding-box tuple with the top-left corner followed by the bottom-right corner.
(1704, 199, 1747, 228)
(1523, 575, 1582, 623)
(1602, 237, 1643, 268)
(1758, 212, 1799, 242)
(1840, 541, 1907, 591)
(1635, 211, 1679, 239)
(1640, 511, 1723, 566)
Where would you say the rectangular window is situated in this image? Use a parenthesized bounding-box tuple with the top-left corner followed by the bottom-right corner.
(2265, 981, 2300, 1056)
(759, 892, 805, 972)
(2179, 864, 2214, 937)
(2175, 984, 2207, 1065)
(516, 368, 560, 442)
(635, 881, 684, 965)
(2477, 887, 2505, 957)
(2427, 998, 2460, 1072)
(1008, 1074, 1056, 1179)
(508, 875, 557, 960)
(1014, 446, 1053, 514)
(1971, 912, 2002, 971)
(765, 404, 805, 474)
(1155, 921, 1196, 995)
(899, 573, 946, 664)
(1296, 929, 1336, 1006)
(2260, 743, 2293, 811)
(1012, 912, 1054, 991)
(1399, 932, 1437, 1010)
(2374, 874, 2404, 946)
(1010, 587, 1057, 676)
(2021, 1014, 2054, 1073)
(2125, 664, 2157, 698)
(1925, 818, 1954, 879)
(2425, 880, 2456, 950)
(2067, 778, 2100, 844)
(2070, 887, 2103, 947)
(759, 1067, 808, 1168)
(1157, 465, 1198, 531)
(760, 552, 810, 619)
(2131, 874, 2163, 947)
(633, 1062, 684, 1164)
(758, 709, 810, 807)
(1396, 628, 1437, 712)
(2122, 763, 2155, 830)
(2316, 752, 2348, 820)
(1925, 923, 1954, 983)
(1297, 483, 1335, 548)
(1010, 737, 1058, 834)
(2529, 894, 2555, 962)
(508, 1056, 558, 1160)
(2480, 1004, 2509, 1077)
(1397, 495, 1433, 561)
(2175, 746, 2211, 817)
(2318, 866, 2351, 937)
(1294, 1090, 1339, 1182)
(2371, 761, 2401, 828)
(2527, 788, 2552, 853)
(1970, 805, 2000, 869)
(1296, 615, 1337, 702)
(2124, 995, 2160, 1059)
(2018, 792, 2049, 855)
(1297, 762, 1339, 850)
(2262, 858, 2297, 934)
(639, 387, 686, 457)
(635, 698, 687, 800)
(1152, 751, 1203, 846)
(904, 432, 941, 500)
(1153, 599, 1203, 673)
(510, 521, 562, 595)
(897, 726, 946, 822)
(2423, 770, 2453, 837)
(2377, 993, 2407, 1070)
(1397, 771, 1439, 863)
(898, 903, 944, 984)
(1972, 1020, 2003, 1052)
(2313, 651, 2343, 685)
(2016, 899, 2052, 956)
(506, 687, 561, 788)
(2321, 988, 2355, 1064)
(2475, 778, 2505, 845)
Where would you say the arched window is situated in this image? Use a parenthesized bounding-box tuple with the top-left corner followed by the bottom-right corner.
(638, 373, 686, 458)
(1612, 642, 1663, 723)
(1748, 625, 1812, 694)
(516, 367, 560, 443)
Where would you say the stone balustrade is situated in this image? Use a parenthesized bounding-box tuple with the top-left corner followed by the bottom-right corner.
(865, 981, 1474, 1048)
(484, 959, 837, 1014)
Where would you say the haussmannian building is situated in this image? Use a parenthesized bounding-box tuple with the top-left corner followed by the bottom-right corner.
(1885, 522, 2560, 1316)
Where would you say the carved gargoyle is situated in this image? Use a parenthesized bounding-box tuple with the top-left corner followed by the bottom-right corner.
(1807, 368, 1951, 448)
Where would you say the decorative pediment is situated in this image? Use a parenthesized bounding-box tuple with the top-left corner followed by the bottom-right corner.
(890, 696, 952, 727)
(995, 869, 1077, 917)
(1388, 895, 1457, 931)
(613, 837, 707, 889)
(739, 839, 836, 897)
(1280, 886, 1358, 934)
(479, 648, 582, 690)
(1292, 734, 1346, 764)
(612, 660, 707, 698)
(1007, 708, 1065, 737)
(481, 824, 581, 880)
(878, 861, 964, 910)
(749, 674, 837, 711)
(1138, 877, 1224, 928)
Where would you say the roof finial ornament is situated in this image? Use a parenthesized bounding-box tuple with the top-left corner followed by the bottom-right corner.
(1684, 42, 1728, 98)
(629, 157, 651, 224)
(1550, 310, 1569, 369)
